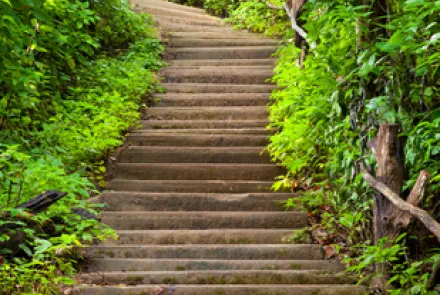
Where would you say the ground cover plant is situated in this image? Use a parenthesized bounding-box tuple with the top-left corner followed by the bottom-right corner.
(172, 0, 440, 292)
(0, 0, 164, 293)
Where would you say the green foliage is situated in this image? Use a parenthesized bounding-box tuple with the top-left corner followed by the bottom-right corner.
(0, 0, 164, 293)
(227, 1, 292, 37)
(346, 235, 439, 294)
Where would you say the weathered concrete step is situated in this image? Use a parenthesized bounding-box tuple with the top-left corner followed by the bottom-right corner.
(119, 146, 270, 163)
(133, 0, 209, 15)
(166, 47, 276, 60)
(154, 15, 223, 27)
(73, 284, 365, 295)
(131, 129, 273, 135)
(99, 192, 292, 211)
(107, 180, 277, 193)
(159, 22, 235, 33)
(78, 270, 355, 286)
(157, 94, 268, 106)
(141, 120, 269, 129)
(115, 163, 283, 180)
(168, 39, 279, 47)
(86, 244, 321, 259)
(144, 107, 268, 120)
(162, 83, 276, 93)
(133, 2, 218, 22)
(162, 69, 273, 84)
(104, 229, 304, 245)
(170, 32, 269, 39)
(167, 59, 275, 67)
(126, 134, 269, 147)
(83, 258, 344, 272)
(101, 212, 307, 230)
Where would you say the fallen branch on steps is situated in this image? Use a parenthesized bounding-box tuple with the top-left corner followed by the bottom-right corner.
(359, 162, 440, 242)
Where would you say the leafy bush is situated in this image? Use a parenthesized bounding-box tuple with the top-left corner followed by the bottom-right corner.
(0, 0, 164, 293)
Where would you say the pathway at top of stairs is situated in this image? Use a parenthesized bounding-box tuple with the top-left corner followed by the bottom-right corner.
(73, 0, 365, 294)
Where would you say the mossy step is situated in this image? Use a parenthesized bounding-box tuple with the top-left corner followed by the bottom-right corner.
(161, 83, 276, 93)
(115, 163, 283, 181)
(162, 69, 273, 84)
(98, 192, 293, 211)
(166, 46, 277, 60)
(83, 258, 344, 272)
(100, 211, 307, 230)
(126, 134, 270, 147)
(107, 180, 278, 193)
(102, 229, 305, 245)
(140, 119, 269, 129)
(85, 244, 321, 260)
(73, 284, 366, 295)
(118, 146, 270, 163)
(144, 106, 268, 120)
(168, 39, 279, 48)
(77, 270, 356, 285)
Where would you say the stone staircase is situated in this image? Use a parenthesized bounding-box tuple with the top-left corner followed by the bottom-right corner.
(74, 0, 364, 294)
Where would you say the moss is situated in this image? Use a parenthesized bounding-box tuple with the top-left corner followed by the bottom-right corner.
(175, 265, 186, 271)
(162, 277, 177, 284)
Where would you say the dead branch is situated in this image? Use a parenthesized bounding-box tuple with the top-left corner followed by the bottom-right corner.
(266, 2, 282, 9)
(359, 162, 440, 242)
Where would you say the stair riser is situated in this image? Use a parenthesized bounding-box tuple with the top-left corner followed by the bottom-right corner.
(158, 97, 268, 107)
(119, 148, 270, 163)
(133, 0, 209, 15)
(141, 120, 268, 129)
(86, 245, 322, 260)
(170, 32, 269, 39)
(162, 72, 272, 84)
(115, 164, 283, 181)
(155, 16, 222, 27)
(83, 259, 344, 272)
(101, 213, 307, 230)
(79, 271, 354, 286)
(161, 83, 276, 93)
(167, 59, 275, 66)
(169, 39, 278, 47)
(159, 23, 235, 33)
(107, 180, 277, 193)
(74, 285, 365, 295)
(104, 229, 303, 245)
(99, 192, 289, 211)
(166, 48, 276, 60)
(126, 135, 269, 147)
(144, 108, 268, 120)
(136, 6, 217, 22)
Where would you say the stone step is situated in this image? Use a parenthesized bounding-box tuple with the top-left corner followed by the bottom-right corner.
(126, 134, 269, 147)
(162, 68, 273, 84)
(157, 94, 268, 106)
(168, 38, 279, 47)
(73, 284, 365, 295)
(169, 32, 269, 39)
(131, 129, 273, 135)
(141, 120, 269, 129)
(78, 270, 355, 286)
(133, 2, 218, 22)
(103, 229, 303, 245)
(167, 59, 275, 67)
(159, 22, 235, 33)
(119, 146, 270, 163)
(107, 180, 278, 193)
(161, 83, 276, 93)
(166, 46, 276, 60)
(114, 163, 283, 180)
(154, 15, 223, 27)
(144, 107, 268, 120)
(99, 192, 292, 211)
(100, 212, 307, 230)
(86, 244, 321, 259)
(133, 0, 210, 15)
(83, 258, 344, 272)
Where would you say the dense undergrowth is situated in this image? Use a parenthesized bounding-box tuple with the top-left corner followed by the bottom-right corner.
(175, 0, 440, 293)
(0, 0, 164, 293)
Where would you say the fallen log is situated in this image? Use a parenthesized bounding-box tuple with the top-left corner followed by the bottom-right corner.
(15, 190, 67, 214)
